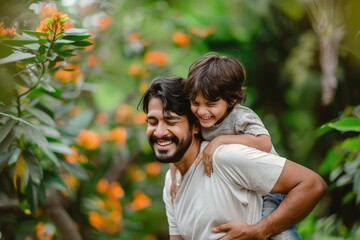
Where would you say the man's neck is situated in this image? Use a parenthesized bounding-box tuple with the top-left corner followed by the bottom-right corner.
(174, 139, 201, 176)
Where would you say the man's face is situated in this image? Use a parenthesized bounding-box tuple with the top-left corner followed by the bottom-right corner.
(146, 97, 193, 163)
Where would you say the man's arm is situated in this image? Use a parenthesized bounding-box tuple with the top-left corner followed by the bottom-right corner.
(258, 160, 327, 237)
(213, 159, 327, 239)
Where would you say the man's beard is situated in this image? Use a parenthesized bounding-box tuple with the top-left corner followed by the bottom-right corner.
(149, 131, 193, 163)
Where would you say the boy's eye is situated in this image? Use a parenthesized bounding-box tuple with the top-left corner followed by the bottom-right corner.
(207, 102, 218, 107)
(190, 101, 199, 106)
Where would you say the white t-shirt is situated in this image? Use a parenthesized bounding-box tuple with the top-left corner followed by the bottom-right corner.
(163, 142, 286, 240)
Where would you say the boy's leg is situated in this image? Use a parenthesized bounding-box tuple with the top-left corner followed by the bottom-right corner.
(262, 193, 302, 240)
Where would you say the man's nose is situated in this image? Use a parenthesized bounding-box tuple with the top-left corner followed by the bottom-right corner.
(154, 122, 169, 137)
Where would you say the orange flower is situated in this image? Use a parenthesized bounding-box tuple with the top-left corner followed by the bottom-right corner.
(190, 25, 216, 38)
(89, 211, 104, 229)
(87, 54, 100, 68)
(134, 112, 147, 125)
(53, 63, 83, 84)
(130, 168, 146, 182)
(84, 37, 95, 52)
(75, 129, 101, 150)
(0, 22, 17, 39)
(68, 105, 81, 116)
(144, 235, 158, 240)
(138, 82, 149, 94)
(103, 127, 127, 145)
(127, 32, 140, 42)
(95, 112, 108, 124)
(39, 4, 58, 19)
(96, 178, 109, 194)
(172, 31, 191, 46)
(64, 146, 88, 164)
(108, 182, 124, 199)
(36, 13, 71, 40)
(61, 173, 80, 195)
(115, 103, 135, 124)
(98, 15, 113, 31)
(36, 222, 55, 240)
(130, 190, 152, 211)
(128, 63, 148, 77)
(144, 50, 168, 67)
(89, 206, 123, 233)
(144, 162, 163, 177)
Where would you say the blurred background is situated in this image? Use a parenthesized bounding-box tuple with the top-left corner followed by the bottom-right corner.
(0, 0, 359, 239)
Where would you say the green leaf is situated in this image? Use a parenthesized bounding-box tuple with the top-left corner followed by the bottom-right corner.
(61, 161, 88, 180)
(23, 151, 43, 184)
(327, 117, 360, 132)
(0, 39, 41, 46)
(319, 148, 343, 175)
(0, 151, 12, 172)
(46, 172, 68, 192)
(0, 118, 16, 143)
(22, 30, 48, 37)
(37, 125, 61, 138)
(0, 129, 15, 153)
(354, 171, 360, 204)
(70, 40, 93, 47)
(25, 107, 56, 127)
(25, 181, 39, 216)
(0, 51, 35, 65)
(48, 142, 73, 154)
(0, 112, 39, 130)
(8, 148, 22, 165)
(40, 81, 56, 92)
(18, 122, 59, 166)
(340, 137, 360, 152)
(64, 28, 90, 35)
(316, 124, 333, 137)
(62, 34, 92, 41)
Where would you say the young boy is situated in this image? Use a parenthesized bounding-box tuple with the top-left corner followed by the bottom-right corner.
(170, 52, 301, 240)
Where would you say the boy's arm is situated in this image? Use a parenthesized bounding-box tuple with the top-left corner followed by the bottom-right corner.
(199, 134, 272, 176)
(212, 134, 272, 152)
(170, 236, 184, 240)
(169, 163, 178, 201)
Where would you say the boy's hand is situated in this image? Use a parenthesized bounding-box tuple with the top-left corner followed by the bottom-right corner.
(169, 163, 179, 201)
(195, 139, 219, 177)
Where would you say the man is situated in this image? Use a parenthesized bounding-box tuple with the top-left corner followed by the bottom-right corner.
(140, 76, 327, 239)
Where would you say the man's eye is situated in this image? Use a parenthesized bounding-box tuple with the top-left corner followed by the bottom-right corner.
(147, 120, 157, 126)
(167, 121, 178, 126)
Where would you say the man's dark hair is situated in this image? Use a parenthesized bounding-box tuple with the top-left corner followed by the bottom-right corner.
(139, 76, 197, 126)
(185, 52, 247, 105)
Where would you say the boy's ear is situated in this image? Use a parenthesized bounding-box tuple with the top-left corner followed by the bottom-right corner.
(193, 121, 201, 135)
(230, 99, 238, 107)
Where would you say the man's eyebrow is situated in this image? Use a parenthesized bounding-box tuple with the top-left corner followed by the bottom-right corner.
(164, 112, 181, 120)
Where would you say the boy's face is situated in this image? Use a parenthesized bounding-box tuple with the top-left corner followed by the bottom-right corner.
(190, 92, 230, 128)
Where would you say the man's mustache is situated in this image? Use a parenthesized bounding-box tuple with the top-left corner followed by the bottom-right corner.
(149, 135, 179, 145)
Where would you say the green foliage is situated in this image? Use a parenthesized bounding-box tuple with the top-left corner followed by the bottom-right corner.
(318, 107, 360, 205)
(1, 0, 359, 239)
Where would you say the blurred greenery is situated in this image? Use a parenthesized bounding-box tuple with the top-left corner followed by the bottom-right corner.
(0, 0, 359, 239)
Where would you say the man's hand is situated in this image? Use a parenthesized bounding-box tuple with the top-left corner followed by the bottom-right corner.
(213, 221, 268, 240)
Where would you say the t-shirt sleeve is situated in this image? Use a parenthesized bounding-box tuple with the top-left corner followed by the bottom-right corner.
(163, 170, 180, 236)
(234, 111, 270, 136)
(213, 144, 286, 196)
